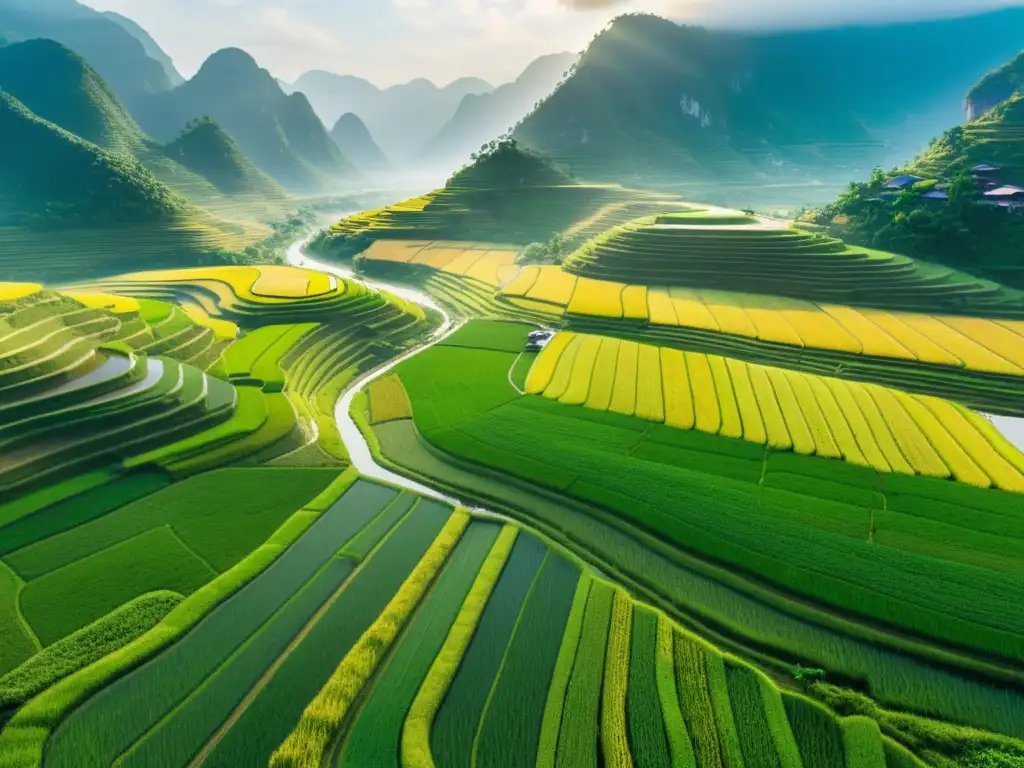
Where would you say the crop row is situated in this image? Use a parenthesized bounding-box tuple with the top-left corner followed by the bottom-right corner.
(527, 331, 1024, 492)
(502, 266, 1024, 377)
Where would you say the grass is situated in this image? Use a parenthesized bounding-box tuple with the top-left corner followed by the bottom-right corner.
(704, 649, 746, 767)
(840, 716, 887, 768)
(529, 329, 1024, 491)
(602, 589, 635, 768)
(473, 551, 581, 768)
(0, 591, 181, 712)
(430, 533, 547, 768)
(270, 510, 470, 768)
(371, 418, 1024, 739)
(368, 375, 413, 424)
(555, 580, 615, 768)
(439, 320, 538, 353)
(397, 340, 1024, 669)
(0, 562, 38, 677)
(200, 500, 451, 768)
(337, 493, 418, 561)
(403, 526, 518, 768)
(0, 472, 170, 558)
(674, 634, 725, 768)
(537, 575, 593, 768)
(628, 607, 672, 768)
(7, 468, 337, 581)
(0, 470, 118, 532)
(782, 693, 845, 768)
(40, 472, 376, 768)
(724, 660, 782, 768)
(656, 615, 696, 768)
(116, 558, 357, 768)
(336, 522, 502, 768)
(19, 527, 216, 646)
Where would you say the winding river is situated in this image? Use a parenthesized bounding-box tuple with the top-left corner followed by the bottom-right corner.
(286, 232, 516, 522)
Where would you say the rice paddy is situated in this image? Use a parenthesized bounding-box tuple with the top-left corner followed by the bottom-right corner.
(4, 187, 1024, 768)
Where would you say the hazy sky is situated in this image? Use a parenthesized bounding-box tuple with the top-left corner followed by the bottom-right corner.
(85, 0, 1023, 87)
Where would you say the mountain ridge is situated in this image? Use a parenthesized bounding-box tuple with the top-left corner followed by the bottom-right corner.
(133, 47, 357, 193)
(513, 9, 1024, 186)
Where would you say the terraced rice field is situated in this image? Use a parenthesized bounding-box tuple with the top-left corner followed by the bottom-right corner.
(527, 330, 1024, 491)
(390, 321, 1024, 742)
(5, 187, 1024, 768)
(559, 212, 1023, 315)
(505, 266, 1024, 373)
(0, 470, 905, 768)
(312, 184, 686, 261)
(500, 265, 1024, 415)
(358, 240, 522, 287)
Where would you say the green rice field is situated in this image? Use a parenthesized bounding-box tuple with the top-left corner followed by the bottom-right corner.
(2, 188, 1024, 768)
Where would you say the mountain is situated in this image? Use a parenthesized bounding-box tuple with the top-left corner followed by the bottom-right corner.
(420, 52, 576, 172)
(330, 113, 390, 174)
(0, 90, 183, 226)
(968, 51, 1024, 121)
(0, 38, 290, 221)
(101, 10, 183, 87)
(446, 138, 572, 189)
(0, 0, 174, 107)
(133, 47, 357, 192)
(514, 10, 1024, 186)
(288, 71, 493, 161)
(0, 37, 143, 151)
(163, 118, 288, 198)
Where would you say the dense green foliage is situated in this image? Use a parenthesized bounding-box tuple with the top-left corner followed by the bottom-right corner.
(0, 91, 184, 227)
(967, 51, 1024, 120)
(163, 117, 287, 197)
(446, 138, 571, 189)
(815, 164, 1024, 289)
(0, 38, 144, 151)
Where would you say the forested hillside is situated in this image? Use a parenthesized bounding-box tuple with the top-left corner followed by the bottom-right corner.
(515, 10, 1024, 185)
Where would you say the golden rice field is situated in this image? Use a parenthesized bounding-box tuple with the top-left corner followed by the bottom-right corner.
(504, 267, 1024, 376)
(0, 282, 43, 301)
(359, 240, 521, 287)
(526, 331, 1024, 491)
(82, 265, 342, 312)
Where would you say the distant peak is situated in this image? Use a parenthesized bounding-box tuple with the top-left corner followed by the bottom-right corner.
(335, 112, 367, 128)
(196, 47, 261, 78)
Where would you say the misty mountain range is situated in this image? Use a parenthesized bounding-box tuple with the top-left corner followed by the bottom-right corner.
(2, 0, 1024, 195)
